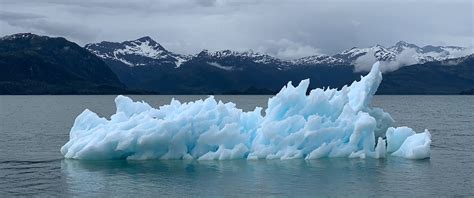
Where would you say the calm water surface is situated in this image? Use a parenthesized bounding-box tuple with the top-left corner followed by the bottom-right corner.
(0, 95, 473, 197)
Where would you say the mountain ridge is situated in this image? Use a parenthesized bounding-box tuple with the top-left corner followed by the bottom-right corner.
(85, 36, 472, 69)
(81, 35, 473, 95)
(1, 33, 472, 95)
(85, 36, 188, 68)
(0, 33, 150, 94)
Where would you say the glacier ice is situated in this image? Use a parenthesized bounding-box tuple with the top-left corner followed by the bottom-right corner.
(391, 130, 431, 159)
(61, 62, 431, 160)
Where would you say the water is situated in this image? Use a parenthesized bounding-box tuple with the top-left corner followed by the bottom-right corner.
(0, 95, 473, 197)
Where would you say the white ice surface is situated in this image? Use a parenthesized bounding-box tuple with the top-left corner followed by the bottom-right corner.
(61, 62, 431, 160)
(391, 130, 431, 159)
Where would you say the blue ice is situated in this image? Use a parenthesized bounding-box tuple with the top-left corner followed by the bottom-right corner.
(61, 62, 431, 160)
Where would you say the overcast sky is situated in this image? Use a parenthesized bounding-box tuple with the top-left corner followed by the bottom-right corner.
(0, 0, 473, 59)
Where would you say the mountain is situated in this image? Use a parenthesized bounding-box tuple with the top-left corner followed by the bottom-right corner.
(460, 88, 474, 95)
(85, 36, 188, 68)
(194, 49, 291, 69)
(84, 37, 360, 93)
(0, 33, 139, 94)
(84, 38, 296, 91)
(378, 55, 474, 94)
(87, 37, 471, 69)
(295, 41, 471, 66)
(1, 33, 471, 94)
(84, 36, 472, 94)
(291, 54, 346, 65)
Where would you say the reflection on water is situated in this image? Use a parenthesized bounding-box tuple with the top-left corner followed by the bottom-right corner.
(61, 158, 433, 197)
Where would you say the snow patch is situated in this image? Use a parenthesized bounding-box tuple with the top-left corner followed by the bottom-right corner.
(207, 62, 234, 71)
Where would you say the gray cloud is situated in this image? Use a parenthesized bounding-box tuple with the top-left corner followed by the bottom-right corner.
(0, 11, 99, 42)
(353, 50, 378, 72)
(195, 0, 218, 7)
(258, 39, 322, 60)
(0, 0, 472, 58)
(0, 11, 44, 20)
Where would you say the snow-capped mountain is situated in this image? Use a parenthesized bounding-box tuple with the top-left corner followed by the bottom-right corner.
(86, 37, 472, 70)
(291, 55, 346, 65)
(294, 44, 403, 65)
(85, 36, 188, 67)
(193, 49, 291, 70)
(389, 41, 423, 53)
(294, 41, 472, 66)
(386, 41, 470, 63)
(1, 33, 40, 41)
(3, 33, 472, 95)
(196, 49, 284, 64)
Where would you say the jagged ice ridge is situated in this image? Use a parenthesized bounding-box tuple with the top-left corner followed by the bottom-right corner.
(61, 62, 431, 160)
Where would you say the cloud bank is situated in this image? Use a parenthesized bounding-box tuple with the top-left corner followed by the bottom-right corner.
(354, 48, 420, 73)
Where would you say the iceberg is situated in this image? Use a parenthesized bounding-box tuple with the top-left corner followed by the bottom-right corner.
(61, 62, 431, 160)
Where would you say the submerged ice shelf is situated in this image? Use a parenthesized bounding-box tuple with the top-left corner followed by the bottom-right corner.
(61, 62, 431, 160)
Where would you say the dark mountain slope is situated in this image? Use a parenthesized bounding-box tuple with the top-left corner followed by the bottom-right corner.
(0, 33, 136, 94)
(1, 33, 472, 95)
(85, 36, 473, 95)
(379, 56, 474, 94)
